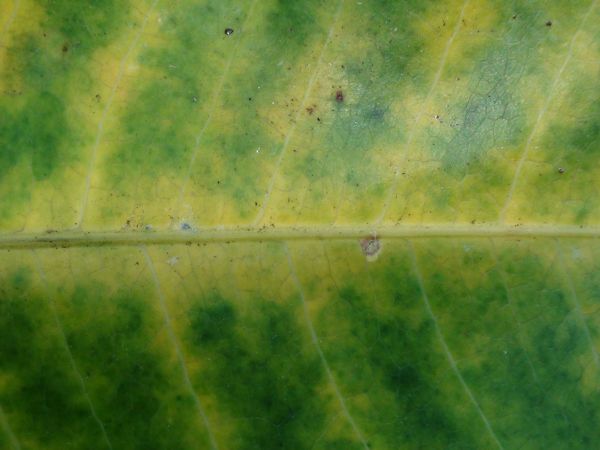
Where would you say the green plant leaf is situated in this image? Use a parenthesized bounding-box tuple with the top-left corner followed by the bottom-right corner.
(0, 0, 599, 448)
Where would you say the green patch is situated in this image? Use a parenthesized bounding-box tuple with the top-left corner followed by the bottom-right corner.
(187, 295, 328, 450)
(0, 274, 109, 450)
(53, 285, 213, 450)
(312, 247, 486, 449)
(36, 0, 130, 57)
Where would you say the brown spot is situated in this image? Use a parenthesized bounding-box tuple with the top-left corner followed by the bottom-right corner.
(545, 20, 552, 27)
(95, 94, 101, 101)
(224, 28, 234, 36)
(558, 167, 565, 174)
(335, 90, 344, 102)
(306, 105, 316, 115)
(62, 42, 69, 53)
(360, 235, 381, 261)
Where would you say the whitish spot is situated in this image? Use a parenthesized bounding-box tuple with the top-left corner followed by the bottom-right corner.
(167, 256, 180, 266)
(360, 235, 381, 262)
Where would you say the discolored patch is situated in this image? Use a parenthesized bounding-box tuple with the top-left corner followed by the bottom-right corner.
(360, 235, 381, 261)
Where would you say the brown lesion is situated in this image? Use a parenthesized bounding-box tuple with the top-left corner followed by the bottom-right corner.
(360, 234, 381, 260)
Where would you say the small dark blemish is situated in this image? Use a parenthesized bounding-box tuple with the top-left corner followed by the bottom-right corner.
(248, 97, 252, 101)
(95, 94, 101, 101)
(558, 167, 565, 174)
(512, 14, 518, 19)
(335, 90, 344, 103)
(224, 28, 234, 36)
(181, 223, 192, 231)
(545, 20, 552, 27)
(62, 42, 69, 53)
(360, 235, 381, 261)
(306, 105, 316, 115)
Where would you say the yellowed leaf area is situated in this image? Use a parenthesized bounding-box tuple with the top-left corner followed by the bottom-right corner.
(1, 1, 600, 449)
(0, 0, 598, 234)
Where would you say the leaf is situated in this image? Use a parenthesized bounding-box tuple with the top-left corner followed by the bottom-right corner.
(0, 0, 599, 449)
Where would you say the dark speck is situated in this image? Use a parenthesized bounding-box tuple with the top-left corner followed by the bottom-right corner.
(181, 223, 192, 230)
(545, 20, 552, 27)
(335, 90, 344, 102)
(62, 42, 69, 53)
(558, 167, 565, 174)
(224, 28, 234, 36)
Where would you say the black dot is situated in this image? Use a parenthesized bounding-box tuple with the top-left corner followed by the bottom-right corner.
(545, 20, 552, 27)
(224, 28, 234, 36)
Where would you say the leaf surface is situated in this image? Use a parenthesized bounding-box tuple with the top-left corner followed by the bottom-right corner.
(0, 0, 599, 448)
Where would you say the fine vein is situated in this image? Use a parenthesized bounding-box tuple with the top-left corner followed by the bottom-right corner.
(33, 251, 114, 450)
(77, 0, 160, 228)
(555, 240, 600, 369)
(0, 404, 21, 450)
(498, 0, 598, 222)
(285, 243, 370, 450)
(252, 0, 345, 226)
(409, 241, 505, 450)
(175, 0, 259, 219)
(489, 239, 541, 385)
(376, 0, 469, 224)
(141, 246, 219, 450)
(0, 0, 20, 50)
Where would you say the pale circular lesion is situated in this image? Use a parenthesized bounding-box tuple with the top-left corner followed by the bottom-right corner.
(360, 235, 381, 261)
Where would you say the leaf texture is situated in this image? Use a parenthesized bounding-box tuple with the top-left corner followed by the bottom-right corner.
(0, 0, 599, 448)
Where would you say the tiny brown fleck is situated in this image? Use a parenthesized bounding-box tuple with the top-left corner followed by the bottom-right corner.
(558, 167, 565, 174)
(335, 90, 344, 102)
(62, 42, 69, 53)
(545, 20, 552, 27)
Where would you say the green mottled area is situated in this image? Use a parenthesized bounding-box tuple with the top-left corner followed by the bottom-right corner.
(290, 0, 431, 220)
(524, 72, 600, 222)
(53, 285, 213, 450)
(413, 238, 600, 449)
(0, 261, 214, 450)
(106, 0, 331, 220)
(186, 296, 332, 449)
(299, 241, 494, 449)
(0, 0, 130, 221)
(2, 238, 600, 448)
(191, 0, 330, 219)
(0, 269, 109, 449)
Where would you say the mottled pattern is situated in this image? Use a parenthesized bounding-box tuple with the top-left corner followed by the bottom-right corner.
(1, 0, 599, 448)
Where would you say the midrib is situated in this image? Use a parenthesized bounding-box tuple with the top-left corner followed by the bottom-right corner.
(0, 224, 598, 249)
